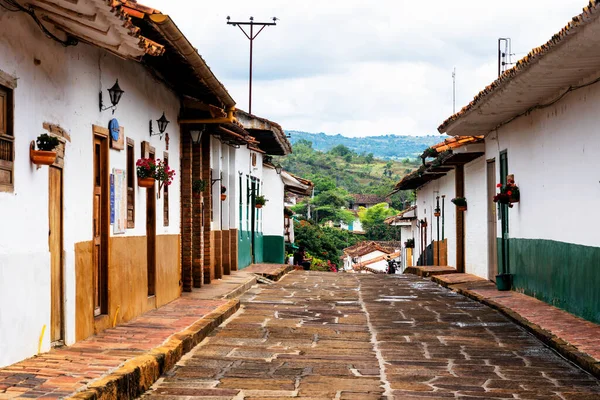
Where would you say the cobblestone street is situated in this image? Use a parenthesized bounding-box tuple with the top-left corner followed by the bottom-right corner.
(142, 272, 600, 399)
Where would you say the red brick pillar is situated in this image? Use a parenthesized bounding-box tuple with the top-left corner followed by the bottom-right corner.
(180, 128, 193, 292)
(192, 142, 203, 288)
(201, 133, 212, 284)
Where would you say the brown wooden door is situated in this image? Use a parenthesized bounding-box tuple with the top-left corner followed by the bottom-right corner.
(49, 166, 63, 343)
(147, 151, 156, 296)
(487, 160, 499, 281)
(93, 135, 108, 316)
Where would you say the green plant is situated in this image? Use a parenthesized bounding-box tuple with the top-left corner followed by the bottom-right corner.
(284, 207, 294, 217)
(36, 134, 60, 151)
(421, 147, 438, 159)
(255, 195, 268, 206)
(451, 197, 467, 207)
(221, 185, 227, 194)
(192, 179, 206, 194)
(404, 238, 415, 248)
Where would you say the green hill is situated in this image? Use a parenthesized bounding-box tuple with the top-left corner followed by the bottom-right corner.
(286, 131, 444, 160)
(275, 139, 421, 203)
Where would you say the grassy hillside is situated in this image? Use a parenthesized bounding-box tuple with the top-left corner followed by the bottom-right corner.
(276, 139, 421, 199)
(286, 131, 444, 160)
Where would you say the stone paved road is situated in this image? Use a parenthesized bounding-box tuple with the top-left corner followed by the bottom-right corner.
(141, 272, 600, 399)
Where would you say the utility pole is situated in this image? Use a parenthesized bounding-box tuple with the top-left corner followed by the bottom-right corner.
(227, 16, 277, 114)
(452, 67, 456, 114)
(497, 38, 511, 77)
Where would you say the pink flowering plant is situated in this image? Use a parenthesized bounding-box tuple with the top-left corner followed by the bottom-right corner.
(136, 158, 157, 179)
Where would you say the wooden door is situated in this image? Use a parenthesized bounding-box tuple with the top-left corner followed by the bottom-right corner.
(49, 166, 63, 343)
(487, 160, 498, 281)
(93, 135, 108, 316)
(146, 151, 156, 296)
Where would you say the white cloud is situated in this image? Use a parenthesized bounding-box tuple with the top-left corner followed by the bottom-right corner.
(142, 0, 586, 136)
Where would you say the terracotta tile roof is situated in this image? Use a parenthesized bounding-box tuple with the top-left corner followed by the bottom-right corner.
(438, 1, 600, 134)
(430, 136, 484, 153)
(350, 194, 390, 205)
(344, 241, 402, 257)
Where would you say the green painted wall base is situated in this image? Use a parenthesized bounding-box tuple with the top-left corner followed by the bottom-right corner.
(499, 238, 600, 324)
(263, 235, 285, 264)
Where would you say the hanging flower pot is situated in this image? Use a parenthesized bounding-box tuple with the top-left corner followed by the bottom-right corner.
(221, 193, 227, 201)
(138, 176, 155, 188)
(451, 197, 467, 212)
(30, 135, 60, 166)
(493, 180, 520, 208)
(434, 210, 441, 217)
(221, 185, 227, 201)
(255, 195, 267, 208)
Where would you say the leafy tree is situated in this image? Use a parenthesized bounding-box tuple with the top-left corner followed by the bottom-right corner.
(329, 144, 352, 157)
(311, 188, 354, 224)
(365, 153, 374, 164)
(294, 221, 361, 267)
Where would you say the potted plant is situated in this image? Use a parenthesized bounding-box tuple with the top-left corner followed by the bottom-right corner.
(136, 158, 157, 188)
(404, 238, 415, 248)
(30, 134, 60, 165)
(255, 195, 267, 208)
(192, 179, 206, 197)
(221, 185, 227, 201)
(434, 206, 441, 217)
(493, 179, 520, 208)
(154, 159, 175, 198)
(451, 197, 468, 211)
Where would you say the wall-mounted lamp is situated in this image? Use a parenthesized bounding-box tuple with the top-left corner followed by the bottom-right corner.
(149, 112, 170, 139)
(190, 127, 204, 145)
(275, 164, 283, 174)
(99, 79, 124, 114)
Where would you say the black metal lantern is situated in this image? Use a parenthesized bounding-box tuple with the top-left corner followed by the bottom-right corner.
(157, 112, 170, 134)
(275, 164, 282, 174)
(108, 80, 124, 107)
(149, 112, 170, 139)
(99, 79, 124, 113)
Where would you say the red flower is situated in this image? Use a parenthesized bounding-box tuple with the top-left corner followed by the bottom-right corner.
(496, 183, 502, 188)
(507, 191, 512, 196)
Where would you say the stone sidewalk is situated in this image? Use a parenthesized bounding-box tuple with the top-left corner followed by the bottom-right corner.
(431, 273, 600, 379)
(0, 264, 290, 400)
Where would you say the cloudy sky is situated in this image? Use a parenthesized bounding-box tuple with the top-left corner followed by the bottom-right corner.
(143, 0, 585, 137)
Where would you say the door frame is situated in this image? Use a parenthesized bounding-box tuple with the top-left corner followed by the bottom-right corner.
(49, 165, 64, 345)
(487, 159, 498, 281)
(92, 125, 109, 317)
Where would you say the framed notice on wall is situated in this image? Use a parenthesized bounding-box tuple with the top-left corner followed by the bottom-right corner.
(112, 168, 127, 234)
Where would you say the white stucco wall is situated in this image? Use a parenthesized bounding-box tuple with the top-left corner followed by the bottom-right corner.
(485, 81, 600, 246)
(415, 170, 456, 267)
(0, 12, 181, 366)
(262, 167, 284, 237)
(232, 146, 263, 233)
(464, 156, 489, 278)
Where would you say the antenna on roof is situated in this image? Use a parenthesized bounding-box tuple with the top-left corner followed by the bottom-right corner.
(452, 67, 456, 114)
(497, 38, 514, 77)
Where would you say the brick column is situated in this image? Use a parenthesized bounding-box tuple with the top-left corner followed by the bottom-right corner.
(230, 229, 238, 271)
(201, 133, 212, 284)
(180, 129, 193, 292)
(192, 142, 203, 288)
(222, 230, 231, 275)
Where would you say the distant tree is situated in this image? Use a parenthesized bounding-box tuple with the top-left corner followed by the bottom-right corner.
(329, 144, 352, 157)
(365, 153, 374, 164)
(343, 153, 353, 163)
(294, 221, 361, 267)
(296, 139, 313, 149)
(309, 175, 336, 193)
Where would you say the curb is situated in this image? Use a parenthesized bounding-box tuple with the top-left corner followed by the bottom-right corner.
(67, 300, 240, 400)
(223, 275, 258, 299)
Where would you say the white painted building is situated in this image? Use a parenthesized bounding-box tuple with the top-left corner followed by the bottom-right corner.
(436, 3, 600, 323)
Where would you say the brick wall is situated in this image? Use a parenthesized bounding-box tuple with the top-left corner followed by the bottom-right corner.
(222, 230, 231, 275)
(180, 129, 192, 292)
(201, 133, 212, 284)
(192, 142, 203, 288)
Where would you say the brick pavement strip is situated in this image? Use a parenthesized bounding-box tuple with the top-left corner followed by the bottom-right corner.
(142, 272, 600, 400)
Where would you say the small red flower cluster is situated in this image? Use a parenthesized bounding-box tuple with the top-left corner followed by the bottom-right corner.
(493, 179, 519, 208)
(136, 158, 176, 186)
(327, 260, 337, 273)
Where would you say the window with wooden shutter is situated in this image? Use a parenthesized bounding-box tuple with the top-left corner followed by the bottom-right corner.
(163, 152, 169, 226)
(0, 85, 14, 192)
(126, 138, 135, 228)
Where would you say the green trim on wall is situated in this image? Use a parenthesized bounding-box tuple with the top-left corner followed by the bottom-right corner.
(254, 232, 264, 264)
(263, 235, 285, 264)
(500, 237, 600, 324)
(238, 230, 252, 270)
